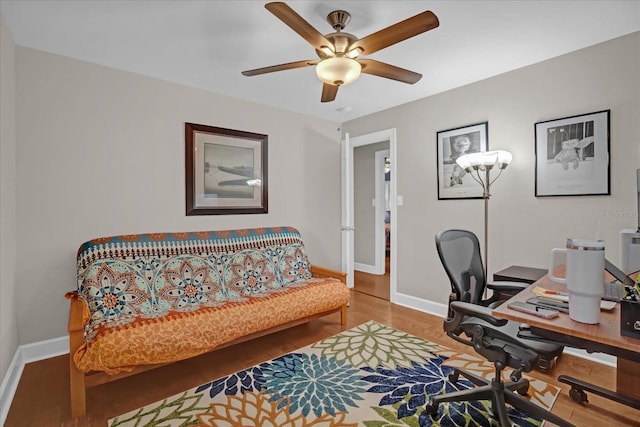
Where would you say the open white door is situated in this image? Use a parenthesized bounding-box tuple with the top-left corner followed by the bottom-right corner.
(341, 133, 355, 288)
(342, 129, 397, 301)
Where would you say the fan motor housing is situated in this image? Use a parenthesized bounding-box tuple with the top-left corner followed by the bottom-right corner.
(316, 32, 358, 58)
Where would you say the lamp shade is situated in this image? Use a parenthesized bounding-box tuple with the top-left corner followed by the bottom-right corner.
(316, 57, 361, 86)
(496, 150, 513, 169)
(456, 150, 513, 171)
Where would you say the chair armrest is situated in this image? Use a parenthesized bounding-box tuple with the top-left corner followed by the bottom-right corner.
(484, 281, 529, 307)
(449, 301, 508, 327)
(487, 281, 529, 293)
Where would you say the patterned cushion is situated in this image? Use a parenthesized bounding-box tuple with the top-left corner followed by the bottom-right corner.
(78, 227, 313, 318)
(73, 226, 347, 373)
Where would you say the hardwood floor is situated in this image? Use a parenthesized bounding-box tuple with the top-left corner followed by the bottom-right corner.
(353, 255, 390, 300)
(5, 291, 639, 426)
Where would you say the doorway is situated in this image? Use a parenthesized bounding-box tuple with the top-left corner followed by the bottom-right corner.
(352, 145, 390, 300)
(341, 129, 397, 302)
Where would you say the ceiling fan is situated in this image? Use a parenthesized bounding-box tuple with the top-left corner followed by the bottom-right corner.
(241, 2, 439, 102)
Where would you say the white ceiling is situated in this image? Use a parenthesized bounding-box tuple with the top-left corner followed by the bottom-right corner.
(1, 1, 639, 122)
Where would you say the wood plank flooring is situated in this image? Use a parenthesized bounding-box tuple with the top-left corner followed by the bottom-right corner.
(353, 256, 390, 300)
(5, 290, 640, 426)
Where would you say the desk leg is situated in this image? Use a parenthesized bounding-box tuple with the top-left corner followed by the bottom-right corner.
(617, 358, 640, 400)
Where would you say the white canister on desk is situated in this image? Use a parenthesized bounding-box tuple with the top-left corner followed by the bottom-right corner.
(548, 238, 605, 324)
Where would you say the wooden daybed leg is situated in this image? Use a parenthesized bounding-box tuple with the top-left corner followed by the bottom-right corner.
(69, 352, 86, 418)
(341, 304, 348, 325)
(67, 293, 87, 418)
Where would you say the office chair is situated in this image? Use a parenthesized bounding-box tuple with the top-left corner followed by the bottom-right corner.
(428, 229, 571, 427)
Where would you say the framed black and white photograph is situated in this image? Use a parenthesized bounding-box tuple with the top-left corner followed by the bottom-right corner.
(437, 122, 488, 199)
(535, 110, 610, 197)
(185, 123, 268, 215)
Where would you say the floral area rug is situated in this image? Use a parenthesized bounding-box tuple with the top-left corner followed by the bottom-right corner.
(109, 321, 559, 426)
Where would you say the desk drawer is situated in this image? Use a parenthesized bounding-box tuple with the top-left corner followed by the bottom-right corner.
(620, 299, 640, 339)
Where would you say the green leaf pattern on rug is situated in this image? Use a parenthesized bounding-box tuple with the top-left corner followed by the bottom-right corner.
(312, 321, 443, 369)
(109, 391, 209, 427)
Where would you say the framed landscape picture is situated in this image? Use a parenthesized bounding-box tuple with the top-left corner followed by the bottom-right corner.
(185, 123, 268, 215)
(535, 110, 610, 197)
(436, 122, 488, 199)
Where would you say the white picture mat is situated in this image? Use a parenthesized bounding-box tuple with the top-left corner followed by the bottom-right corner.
(535, 111, 609, 197)
(194, 131, 263, 208)
(437, 122, 488, 199)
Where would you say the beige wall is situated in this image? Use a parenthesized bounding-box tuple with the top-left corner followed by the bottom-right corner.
(4, 25, 640, 354)
(14, 47, 342, 344)
(0, 13, 18, 382)
(354, 141, 389, 266)
(343, 32, 640, 305)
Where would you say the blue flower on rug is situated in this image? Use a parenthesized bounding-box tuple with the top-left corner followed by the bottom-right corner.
(195, 365, 265, 398)
(197, 352, 368, 419)
(260, 352, 368, 418)
(362, 354, 542, 427)
(363, 356, 457, 419)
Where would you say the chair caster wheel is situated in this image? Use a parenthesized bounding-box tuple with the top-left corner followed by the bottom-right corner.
(569, 387, 588, 404)
(515, 378, 529, 396)
(425, 399, 439, 416)
(448, 371, 459, 383)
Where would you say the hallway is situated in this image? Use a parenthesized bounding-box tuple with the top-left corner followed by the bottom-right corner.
(353, 255, 390, 300)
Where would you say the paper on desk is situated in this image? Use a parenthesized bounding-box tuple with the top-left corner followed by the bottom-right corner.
(532, 287, 616, 311)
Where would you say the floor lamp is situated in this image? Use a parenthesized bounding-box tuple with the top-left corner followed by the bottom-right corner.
(455, 150, 513, 278)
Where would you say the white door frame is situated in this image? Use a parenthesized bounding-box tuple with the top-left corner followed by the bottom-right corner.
(341, 133, 354, 288)
(373, 149, 390, 275)
(342, 129, 397, 302)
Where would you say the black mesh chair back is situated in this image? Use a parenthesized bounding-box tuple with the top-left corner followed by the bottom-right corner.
(436, 229, 489, 308)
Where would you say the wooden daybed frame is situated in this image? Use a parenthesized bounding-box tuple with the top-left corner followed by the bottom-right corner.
(68, 265, 348, 418)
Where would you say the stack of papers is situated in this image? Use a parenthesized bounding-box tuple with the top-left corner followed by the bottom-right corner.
(532, 287, 616, 311)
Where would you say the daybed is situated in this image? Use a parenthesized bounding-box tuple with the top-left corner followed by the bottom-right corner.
(66, 226, 350, 417)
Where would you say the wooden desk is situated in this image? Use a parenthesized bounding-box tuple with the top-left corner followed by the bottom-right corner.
(492, 274, 640, 407)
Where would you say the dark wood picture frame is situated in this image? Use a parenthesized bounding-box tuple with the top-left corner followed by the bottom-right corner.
(185, 123, 268, 215)
(534, 110, 610, 197)
(436, 122, 489, 200)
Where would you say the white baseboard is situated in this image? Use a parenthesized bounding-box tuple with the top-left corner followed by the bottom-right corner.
(563, 348, 616, 366)
(393, 292, 616, 367)
(394, 291, 449, 318)
(354, 262, 381, 275)
(0, 347, 24, 427)
(0, 336, 68, 425)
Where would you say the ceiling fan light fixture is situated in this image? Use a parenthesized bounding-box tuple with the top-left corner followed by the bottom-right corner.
(316, 57, 361, 86)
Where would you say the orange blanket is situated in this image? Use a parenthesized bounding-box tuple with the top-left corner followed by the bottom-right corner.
(71, 278, 349, 374)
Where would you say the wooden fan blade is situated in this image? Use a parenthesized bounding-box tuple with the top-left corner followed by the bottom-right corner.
(321, 83, 339, 102)
(359, 59, 422, 84)
(242, 60, 317, 76)
(266, 2, 334, 52)
(350, 11, 439, 56)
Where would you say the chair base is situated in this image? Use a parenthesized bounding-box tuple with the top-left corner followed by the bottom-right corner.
(426, 367, 574, 427)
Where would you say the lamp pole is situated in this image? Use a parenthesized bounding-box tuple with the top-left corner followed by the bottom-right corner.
(483, 169, 491, 278)
(455, 150, 513, 281)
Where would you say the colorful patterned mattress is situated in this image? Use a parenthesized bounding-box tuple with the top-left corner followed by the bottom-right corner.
(69, 226, 350, 374)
